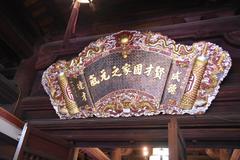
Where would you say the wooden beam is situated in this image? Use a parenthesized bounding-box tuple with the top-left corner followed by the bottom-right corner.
(35, 15, 240, 70)
(0, 107, 24, 129)
(80, 148, 110, 160)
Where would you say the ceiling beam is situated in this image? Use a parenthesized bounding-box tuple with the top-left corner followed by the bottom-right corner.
(35, 15, 240, 70)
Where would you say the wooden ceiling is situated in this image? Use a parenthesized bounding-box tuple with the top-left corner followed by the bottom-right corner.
(22, 0, 240, 37)
(0, 0, 239, 76)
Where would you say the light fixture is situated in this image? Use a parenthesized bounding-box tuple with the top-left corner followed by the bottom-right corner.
(142, 146, 149, 157)
(76, 0, 95, 11)
(77, 0, 93, 4)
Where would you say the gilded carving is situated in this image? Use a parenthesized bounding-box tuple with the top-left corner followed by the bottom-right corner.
(41, 30, 231, 119)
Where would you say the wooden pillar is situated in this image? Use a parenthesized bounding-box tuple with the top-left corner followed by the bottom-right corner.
(168, 118, 178, 160)
(168, 117, 186, 160)
(111, 148, 122, 160)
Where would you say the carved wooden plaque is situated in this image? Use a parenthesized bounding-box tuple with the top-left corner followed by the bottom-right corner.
(42, 31, 231, 119)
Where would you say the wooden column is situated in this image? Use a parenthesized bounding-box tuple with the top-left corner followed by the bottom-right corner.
(168, 117, 186, 160)
(111, 148, 122, 160)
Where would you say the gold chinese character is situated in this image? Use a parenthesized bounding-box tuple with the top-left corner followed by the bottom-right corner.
(133, 64, 143, 75)
(100, 69, 110, 81)
(112, 66, 122, 77)
(89, 74, 100, 87)
(82, 92, 87, 101)
(144, 64, 154, 76)
(155, 66, 165, 80)
(171, 71, 181, 82)
(77, 80, 85, 90)
(168, 84, 177, 95)
(122, 63, 132, 75)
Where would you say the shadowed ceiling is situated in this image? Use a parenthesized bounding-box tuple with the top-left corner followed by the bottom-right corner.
(0, 0, 239, 76)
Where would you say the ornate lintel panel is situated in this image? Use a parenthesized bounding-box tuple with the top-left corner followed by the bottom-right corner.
(42, 30, 232, 119)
